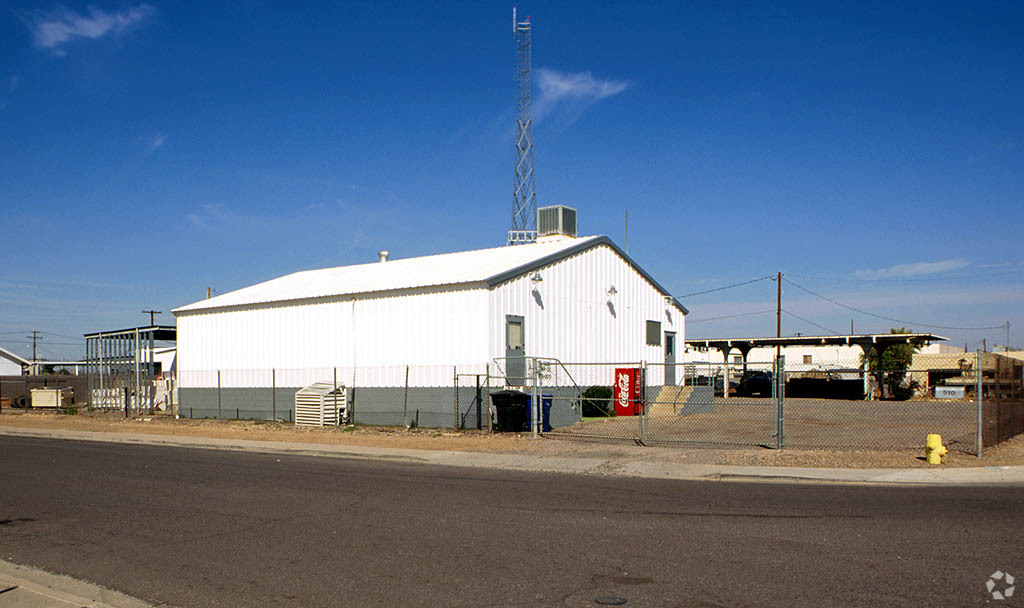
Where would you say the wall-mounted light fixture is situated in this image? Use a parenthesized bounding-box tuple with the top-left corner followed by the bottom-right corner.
(531, 273, 543, 284)
(607, 285, 617, 297)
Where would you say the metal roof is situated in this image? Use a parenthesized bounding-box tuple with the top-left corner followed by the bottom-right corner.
(173, 236, 688, 315)
(0, 345, 31, 366)
(83, 325, 178, 340)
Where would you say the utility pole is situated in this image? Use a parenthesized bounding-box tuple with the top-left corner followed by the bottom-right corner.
(776, 272, 782, 338)
(27, 331, 41, 373)
(775, 272, 782, 362)
(142, 310, 162, 326)
(1007, 321, 1011, 353)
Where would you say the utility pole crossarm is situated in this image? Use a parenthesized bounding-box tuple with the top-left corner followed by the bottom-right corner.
(142, 310, 162, 326)
(26, 331, 41, 368)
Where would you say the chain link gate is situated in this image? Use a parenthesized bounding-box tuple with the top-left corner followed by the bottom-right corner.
(642, 359, 781, 446)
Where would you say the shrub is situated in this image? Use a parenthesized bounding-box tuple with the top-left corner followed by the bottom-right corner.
(581, 386, 614, 417)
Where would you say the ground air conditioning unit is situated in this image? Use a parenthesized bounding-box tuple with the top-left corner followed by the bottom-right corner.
(294, 382, 347, 427)
(537, 204, 577, 238)
(30, 387, 73, 409)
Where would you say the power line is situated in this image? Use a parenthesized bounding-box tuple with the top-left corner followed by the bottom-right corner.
(786, 267, 1024, 284)
(782, 278, 1006, 331)
(1, 340, 86, 347)
(687, 309, 775, 324)
(781, 309, 841, 335)
(0, 330, 83, 341)
(679, 275, 774, 299)
(41, 331, 85, 341)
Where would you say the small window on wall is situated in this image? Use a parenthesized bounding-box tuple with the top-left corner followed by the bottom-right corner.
(732, 356, 742, 364)
(646, 321, 661, 346)
(803, 355, 813, 365)
(508, 319, 524, 351)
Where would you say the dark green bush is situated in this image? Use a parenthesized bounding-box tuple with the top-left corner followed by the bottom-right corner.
(581, 386, 614, 417)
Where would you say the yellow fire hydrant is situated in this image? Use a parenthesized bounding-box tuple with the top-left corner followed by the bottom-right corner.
(925, 433, 948, 465)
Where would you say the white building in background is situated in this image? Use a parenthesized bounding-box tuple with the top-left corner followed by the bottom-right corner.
(684, 344, 865, 368)
(171, 231, 688, 424)
(0, 345, 29, 375)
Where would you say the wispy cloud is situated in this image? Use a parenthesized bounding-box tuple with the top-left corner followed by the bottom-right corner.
(534, 68, 630, 124)
(25, 4, 155, 50)
(854, 258, 970, 279)
(141, 132, 165, 153)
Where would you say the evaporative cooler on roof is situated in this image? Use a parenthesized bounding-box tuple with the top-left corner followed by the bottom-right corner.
(294, 382, 347, 427)
(537, 205, 577, 237)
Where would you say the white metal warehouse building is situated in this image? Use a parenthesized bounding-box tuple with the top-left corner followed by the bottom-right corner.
(172, 233, 687, 426)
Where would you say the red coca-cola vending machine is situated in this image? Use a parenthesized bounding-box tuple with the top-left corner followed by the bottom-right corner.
(613, 367, 644, 416)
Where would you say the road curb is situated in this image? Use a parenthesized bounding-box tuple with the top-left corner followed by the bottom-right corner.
(0, 559, 157, 608)
(2, 426, 1023, 486)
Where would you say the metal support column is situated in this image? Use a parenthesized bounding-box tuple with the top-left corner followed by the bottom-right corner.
(134, 328, 141, 415)
(977, 350, 983, 457)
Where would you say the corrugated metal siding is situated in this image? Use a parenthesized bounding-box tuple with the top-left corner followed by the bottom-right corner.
(349, 287, 489, 367)
(177, 287, 489, 388)
(489, 244, 684, 374)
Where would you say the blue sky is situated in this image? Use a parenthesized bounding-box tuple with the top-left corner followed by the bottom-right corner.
(1, 1, 1022, 362)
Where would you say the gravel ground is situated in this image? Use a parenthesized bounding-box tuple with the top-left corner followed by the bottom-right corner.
(2, 409, 1023, 469)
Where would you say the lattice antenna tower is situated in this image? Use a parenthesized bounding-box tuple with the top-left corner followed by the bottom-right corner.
(509, 8, 537, 245)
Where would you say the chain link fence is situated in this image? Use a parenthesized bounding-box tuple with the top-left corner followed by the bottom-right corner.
(167, 352, 1023, 451)
(542, 352, 1024, 454)
(177, 364, 490, 428)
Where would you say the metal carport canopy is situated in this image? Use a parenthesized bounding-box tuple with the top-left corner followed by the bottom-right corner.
(685, 333, 946, 353)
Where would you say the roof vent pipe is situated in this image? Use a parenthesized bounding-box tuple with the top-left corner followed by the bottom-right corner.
(378, 250, 389, 263)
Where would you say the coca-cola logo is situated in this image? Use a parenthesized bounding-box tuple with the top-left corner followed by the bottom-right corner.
(617, 372, 630, 408)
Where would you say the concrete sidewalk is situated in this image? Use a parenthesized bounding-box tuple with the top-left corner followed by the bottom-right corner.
(0, 560, 154, 608)
(3, 426, 1023, 485)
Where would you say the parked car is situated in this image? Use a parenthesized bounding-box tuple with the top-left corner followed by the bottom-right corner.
(736, 371, 773, 397)
(713, 376, 740, 397)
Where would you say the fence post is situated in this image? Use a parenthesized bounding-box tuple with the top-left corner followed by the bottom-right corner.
(775, 356, 785, 449)
(476, 374, 482, 430)
(217, 370, 222, 419)
(641, 361, 648, 443)
(272, 368, 277, 422)
(977, 350, 983, 457)
(453, 366, 459, 430)
(403, 365, 409, 426)
(486, 364, 492, 433)
(531, 359, 539, 438)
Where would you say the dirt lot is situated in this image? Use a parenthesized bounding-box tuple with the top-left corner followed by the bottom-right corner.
(1, 408, 1022, 469)
(559, 397, 980, 452)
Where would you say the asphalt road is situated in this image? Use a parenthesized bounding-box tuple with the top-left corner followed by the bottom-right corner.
(1, 436, 1021, 607)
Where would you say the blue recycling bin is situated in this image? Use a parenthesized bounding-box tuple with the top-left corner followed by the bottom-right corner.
(525, 394, 552, 432)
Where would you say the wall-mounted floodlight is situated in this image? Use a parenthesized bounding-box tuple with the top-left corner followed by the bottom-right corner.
(531, 273, 543, 283)
(607, 286, 618, 296)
